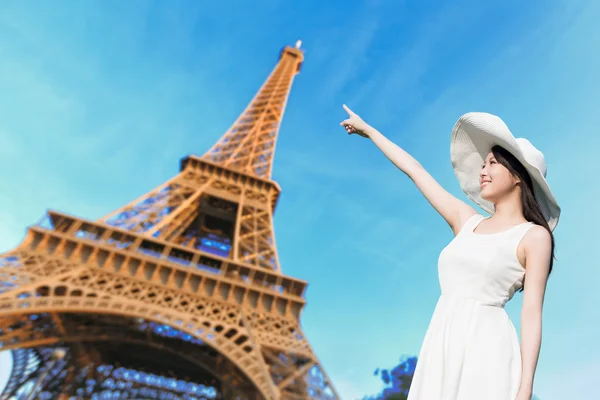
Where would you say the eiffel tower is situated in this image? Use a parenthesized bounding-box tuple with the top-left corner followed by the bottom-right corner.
(0, 41, 340, 400)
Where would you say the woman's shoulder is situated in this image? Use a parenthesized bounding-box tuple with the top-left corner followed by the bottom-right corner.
(522, 224, 552, 248)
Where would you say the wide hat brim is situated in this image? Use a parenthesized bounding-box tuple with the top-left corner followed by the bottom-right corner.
(450, 112, 560, 231)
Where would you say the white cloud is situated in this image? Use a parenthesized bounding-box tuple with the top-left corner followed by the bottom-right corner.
(536, 359, 599, 399)
(0, 352, 12, 396)
(334, 375, 371, 400)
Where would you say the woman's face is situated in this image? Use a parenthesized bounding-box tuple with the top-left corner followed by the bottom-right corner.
(479, 151, 520, 203)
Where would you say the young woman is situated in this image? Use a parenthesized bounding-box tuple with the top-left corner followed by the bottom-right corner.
(340, 105, 560, 400)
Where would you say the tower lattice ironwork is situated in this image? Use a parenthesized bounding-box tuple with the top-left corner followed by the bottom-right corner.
(0, 41, 340, 400)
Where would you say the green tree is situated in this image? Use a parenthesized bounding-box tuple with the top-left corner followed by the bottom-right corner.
(362, 356, 417, 400)
(362, 355, 542, 400)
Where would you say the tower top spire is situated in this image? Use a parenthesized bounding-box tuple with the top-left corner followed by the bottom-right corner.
(201, 43, 304, 179)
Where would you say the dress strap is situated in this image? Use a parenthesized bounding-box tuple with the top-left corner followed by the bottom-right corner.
(508, 222, 537, 248)
(458, 213, 486, 235)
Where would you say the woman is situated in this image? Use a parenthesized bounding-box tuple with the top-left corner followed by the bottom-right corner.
(340, 105, 560, 400)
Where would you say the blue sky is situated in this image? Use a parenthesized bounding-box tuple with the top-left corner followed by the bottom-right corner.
(0, 0, 598, 398)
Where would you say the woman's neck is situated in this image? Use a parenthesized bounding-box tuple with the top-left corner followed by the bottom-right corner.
(490, 192, 526, 224)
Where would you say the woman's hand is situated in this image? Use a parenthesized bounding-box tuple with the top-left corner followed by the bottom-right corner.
(340, 104, 371, 138)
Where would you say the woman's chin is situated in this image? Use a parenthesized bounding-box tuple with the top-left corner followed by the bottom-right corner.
(479, 189, 494, 202)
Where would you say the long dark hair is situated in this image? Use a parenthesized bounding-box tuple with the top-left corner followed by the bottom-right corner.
(491, 145, 555, 291)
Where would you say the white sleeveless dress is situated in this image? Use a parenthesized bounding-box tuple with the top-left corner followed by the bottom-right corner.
(407, 213, 534, 400)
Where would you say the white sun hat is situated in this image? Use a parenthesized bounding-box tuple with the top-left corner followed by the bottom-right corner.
(450, 112, 560, 231)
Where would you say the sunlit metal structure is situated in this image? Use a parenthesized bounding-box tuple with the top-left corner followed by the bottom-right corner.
(0, 41, 339, 400)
